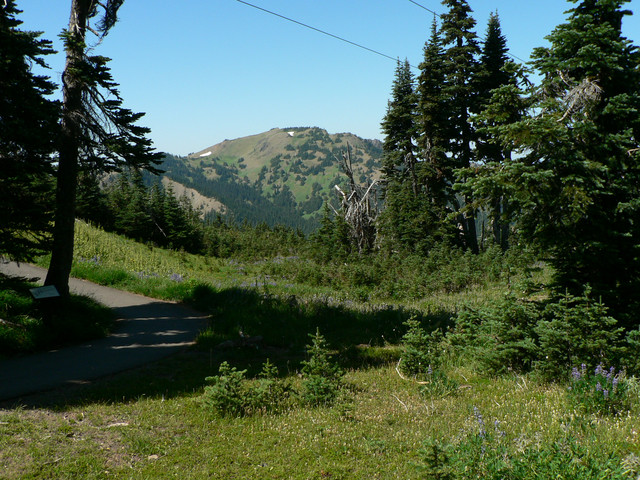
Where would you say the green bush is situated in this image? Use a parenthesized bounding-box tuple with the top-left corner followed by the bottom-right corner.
(450, 292, 540, 375)
(625, 328, 640, 374)
(203, 360, 294, 417)
(249, 359, 294, 415)
(399, 316, 444, 377)
(300, 329, 344, 406)
(203, 361, 250, 417)
(535, 290, 625, 379)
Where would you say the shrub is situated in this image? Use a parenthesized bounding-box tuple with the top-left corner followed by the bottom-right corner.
(203, 361, 250, 417)
(203, 360, 294, 417)
(249, 359, 294, 415)
(623, 328, 640, 375)
(450, 292, 540, 375)
(399, 316, 444, 377)
(300, 329, 344, 406)
(535, 289, 625, 379)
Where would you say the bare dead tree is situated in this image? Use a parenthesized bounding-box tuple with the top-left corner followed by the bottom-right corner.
(332, 145, 379, 253)
(557, 71, 603, 122)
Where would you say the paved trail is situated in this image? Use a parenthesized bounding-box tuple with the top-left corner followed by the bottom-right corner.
(0, 262, 209, 401)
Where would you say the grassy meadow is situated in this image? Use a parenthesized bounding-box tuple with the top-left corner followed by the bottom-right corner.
(1, 221, 639, 479)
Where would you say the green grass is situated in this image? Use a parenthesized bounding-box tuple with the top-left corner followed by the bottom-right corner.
(2, 223, 638, 478)
(1, 357, 639, 479)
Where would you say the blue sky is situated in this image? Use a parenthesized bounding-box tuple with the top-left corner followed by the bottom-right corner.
(17, 0, 640, 155)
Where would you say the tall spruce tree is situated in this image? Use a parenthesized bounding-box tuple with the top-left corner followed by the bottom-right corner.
(0, 1, 59, 261)
(477, 0, 640, 327)
(439, 0, 481, 253)
(45, 0, 161, 296)
(381, 59, 417, 197)
(468, 12, 520, 249)
(379, 59, 424, 251)
(417, 17, 450, 208)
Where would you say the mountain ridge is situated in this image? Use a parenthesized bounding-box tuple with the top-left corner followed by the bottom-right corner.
(154, 127, 382, 232)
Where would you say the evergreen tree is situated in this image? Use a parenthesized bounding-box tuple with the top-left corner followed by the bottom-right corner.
(114, 169, 153, 242)
(311, 203, 336, 262)
(75, 171, 113, 228)
(148, 181, 168, 245)
(0, 1, 59, 260)
(477, 0, 640, 327)
(45, 0, 161, 296)
(466, 12, 521, 250)
(380, 59, 418, 198)
(438, 0, 481, 253)
(417, 17, 450, 205)
(378, 59, 426, 251)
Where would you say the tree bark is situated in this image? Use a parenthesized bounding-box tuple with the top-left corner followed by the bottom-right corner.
(44, 0, 89, 296)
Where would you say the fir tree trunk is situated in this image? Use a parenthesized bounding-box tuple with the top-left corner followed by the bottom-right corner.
(44, 0, 89, 296)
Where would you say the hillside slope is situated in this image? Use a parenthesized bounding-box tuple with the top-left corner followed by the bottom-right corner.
(156, 127, 382, 232)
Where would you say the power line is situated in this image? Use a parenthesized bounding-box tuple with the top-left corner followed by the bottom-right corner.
(407, 0, 440, 17)
(406, 0, 529, 64)
(235, 0, 418, 69)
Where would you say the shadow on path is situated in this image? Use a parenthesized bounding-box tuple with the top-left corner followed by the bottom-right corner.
(0, 262, 209, 403)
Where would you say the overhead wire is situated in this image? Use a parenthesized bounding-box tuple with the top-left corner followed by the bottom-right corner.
(234, 0, 419, 69)
(235, 0, 528, 70)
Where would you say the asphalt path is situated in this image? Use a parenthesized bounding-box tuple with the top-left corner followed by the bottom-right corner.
(0, 261, 209, 402)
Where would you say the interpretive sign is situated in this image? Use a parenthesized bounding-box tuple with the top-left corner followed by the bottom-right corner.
(29, 285, 60, 299)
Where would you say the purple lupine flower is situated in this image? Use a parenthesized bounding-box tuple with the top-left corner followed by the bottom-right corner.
(427, 365, 433, 376)
(596, 382, 602, 391)
(473, 406, 486, 438)
(595, 364, 604, 376)
(607, 366, 616, 381)
(581, 363, 587, 376)
(572, 367, 581, 380)
(612, 376, 619, 391)
(170, 273, 184, 283)
(603, 389, 609, 399)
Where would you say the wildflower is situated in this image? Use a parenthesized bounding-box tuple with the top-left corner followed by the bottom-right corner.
(603, 389, 609, 399)
(473, 406, 486, 438)
(595, 364, 604, 376)
(170, 273, 184, 283)
(612, 376, 619, 391)
(581, 363, 587, 376)
(571, 367, 581, 380)
(427, 365, 433, 376)
(596, 382, 602, 392)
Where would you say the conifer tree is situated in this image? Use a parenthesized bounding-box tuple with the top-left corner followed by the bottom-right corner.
(379, 59, 425, 251)
(0, 1, 59, 260)
(75, 171, 113, 228)
(417, 17, 450, 205)
(438, 0, 481, 253)
(45, 0, 161, 295)
(467, 12, 521, 249)
(380, 59, 417, 197)
(477, 0, 640, 327)
(411, 16, 462, 252)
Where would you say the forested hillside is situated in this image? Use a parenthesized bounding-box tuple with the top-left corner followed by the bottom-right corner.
(152, 127, 382, 231)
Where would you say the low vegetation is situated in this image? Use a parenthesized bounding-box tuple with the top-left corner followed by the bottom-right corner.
(1, 222, 639, 479)
(0, 273, 114, 358)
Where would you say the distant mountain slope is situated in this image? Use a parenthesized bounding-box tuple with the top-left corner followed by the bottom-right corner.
(156, 127, 382, 232)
